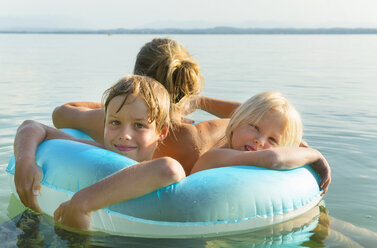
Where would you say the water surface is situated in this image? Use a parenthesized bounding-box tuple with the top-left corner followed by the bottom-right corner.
(0, 34, 376, 247)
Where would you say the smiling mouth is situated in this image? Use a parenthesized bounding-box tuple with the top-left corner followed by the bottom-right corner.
(244, 145, 256, 151)
(114, 145, 136, 152)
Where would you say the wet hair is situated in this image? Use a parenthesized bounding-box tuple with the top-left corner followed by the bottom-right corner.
(226, 91, 303, 147)
(134, 38, 204, 124)
(102, 75, 170, 132)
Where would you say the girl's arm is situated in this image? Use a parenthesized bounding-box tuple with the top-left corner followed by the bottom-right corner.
(191, 147, 331, 194)
(54, 157, 186, 230)
(52, 102, 105, 144)
(198, 96, 242, 118)
(14, 120, 100, 212)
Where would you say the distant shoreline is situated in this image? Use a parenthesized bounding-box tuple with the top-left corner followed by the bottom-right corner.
(1, 27, 377, 35)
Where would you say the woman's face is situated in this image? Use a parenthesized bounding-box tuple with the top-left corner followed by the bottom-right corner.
(103, 95, 163, 162)
(231, 110, 285, 151)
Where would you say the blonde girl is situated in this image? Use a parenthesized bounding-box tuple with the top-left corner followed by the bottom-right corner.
(191, 91, 331, 194)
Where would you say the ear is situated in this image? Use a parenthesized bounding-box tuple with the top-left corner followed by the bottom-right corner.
(158, 124, 169, 141)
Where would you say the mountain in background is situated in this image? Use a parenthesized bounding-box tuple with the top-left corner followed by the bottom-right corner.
(136, 20, 295, 29)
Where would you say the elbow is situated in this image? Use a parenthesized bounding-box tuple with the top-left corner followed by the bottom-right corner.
(18, 120, 38, 131)
(52, 104, 68, 128)
(157, 157, 186, 184)
(20, 119, 36, 126)
(16, 120, 45, 139)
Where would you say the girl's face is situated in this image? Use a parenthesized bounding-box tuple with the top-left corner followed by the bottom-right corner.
(104, 95, 166, 162)
(231, 110, 285, 151)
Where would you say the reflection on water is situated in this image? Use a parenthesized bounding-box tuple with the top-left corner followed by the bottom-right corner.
(2, 196, 377, 248)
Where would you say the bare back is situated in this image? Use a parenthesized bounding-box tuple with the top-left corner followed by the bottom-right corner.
(153, 119, 228, 174)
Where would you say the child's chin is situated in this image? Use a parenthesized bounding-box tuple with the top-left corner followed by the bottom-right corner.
(113, 149, 132, 157)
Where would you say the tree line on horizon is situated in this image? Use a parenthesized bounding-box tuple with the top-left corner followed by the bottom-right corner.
(1, 27, 377, 34)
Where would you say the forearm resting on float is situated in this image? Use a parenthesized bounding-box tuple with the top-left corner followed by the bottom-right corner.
(52, 102, 105, 143)
(199, 96, 241, 118)
(192, 147, 320, 172)
(54, 157, 186, 230)
(191, 147, 331, 194)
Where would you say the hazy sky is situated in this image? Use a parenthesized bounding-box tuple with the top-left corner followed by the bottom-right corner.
(1, 0, 377, 29)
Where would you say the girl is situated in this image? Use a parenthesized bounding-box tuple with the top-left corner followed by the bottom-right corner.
(191, 91, 331, 194)
(14, 75, 186, 220)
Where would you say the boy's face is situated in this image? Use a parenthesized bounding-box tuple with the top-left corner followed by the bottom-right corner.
(231, 110, 285, 151)
(103, 94, 163, 162)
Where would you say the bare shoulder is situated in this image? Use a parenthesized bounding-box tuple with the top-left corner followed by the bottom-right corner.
(192, 119, 229, 149)
(173, 118, 229, 152)
(194, 118, 230, 131)
(153, 125, 198, 175)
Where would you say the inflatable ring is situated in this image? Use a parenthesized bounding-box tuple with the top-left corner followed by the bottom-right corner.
(6, 128, 322, 238)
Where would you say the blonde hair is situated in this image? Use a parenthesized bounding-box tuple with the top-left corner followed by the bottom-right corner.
(134, 38, 204, 124)
(226, 91, 303, 147)
(102, 75, 170, 132)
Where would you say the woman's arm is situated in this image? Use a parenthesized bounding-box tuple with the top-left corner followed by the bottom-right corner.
(198, 96, 241, 118)
(191, 147, 331, 194)
(14, 120, 101, 212)
(52, 102, 105, 144)
(54, 157, 186, 230)
(62, 102, 103, 109)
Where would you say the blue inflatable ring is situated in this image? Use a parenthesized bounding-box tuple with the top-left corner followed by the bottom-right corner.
(6, 128, 322, 238)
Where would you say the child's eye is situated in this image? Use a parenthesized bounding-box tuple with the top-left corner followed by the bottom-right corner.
(269, 137, 278, 145)
(135, 123, 145, 129)
(250, 124, 259, 131)
(110, 120, 120, 126)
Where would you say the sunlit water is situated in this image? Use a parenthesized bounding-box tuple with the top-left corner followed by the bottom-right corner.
(0, 34, 376, 247)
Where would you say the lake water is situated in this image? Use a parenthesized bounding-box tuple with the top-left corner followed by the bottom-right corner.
(0, 34, 376, 247)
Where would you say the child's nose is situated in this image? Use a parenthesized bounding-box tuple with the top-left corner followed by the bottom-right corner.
(119, 126, 132, 140)
(253, 138, 264, 148)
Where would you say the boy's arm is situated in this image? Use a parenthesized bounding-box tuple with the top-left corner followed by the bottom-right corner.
(198, 96, 241, 118)
(14, 120, 101, 212)
(54, 157, 185, 230)
(52, 102, 105, 144)
(191, 147, 331, 194)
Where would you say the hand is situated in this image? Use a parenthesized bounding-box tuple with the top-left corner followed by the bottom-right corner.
(181, 95, 200, 116)
(14, 160, 43, 212)
(300, 139, 309, 148)
(310, 157, 331, 196)
(54, 198, 92, 230)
